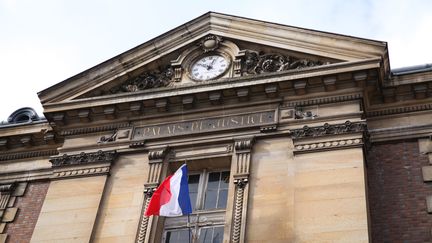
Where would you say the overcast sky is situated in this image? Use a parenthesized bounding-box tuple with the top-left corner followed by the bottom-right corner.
(1, 0, 431, 120)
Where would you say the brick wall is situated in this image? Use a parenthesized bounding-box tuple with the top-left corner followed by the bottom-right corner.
(5, 181, 49, 243)
(367, 139, 432, 243)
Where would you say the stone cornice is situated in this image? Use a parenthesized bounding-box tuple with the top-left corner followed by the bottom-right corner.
(50, 150, 117, 167)
(291, 121, 367, 139)
(284, 93, 363, 107)
(0, 149, 58, 162)
(366, 102, 432, 117)
(59, 122, 130, 136)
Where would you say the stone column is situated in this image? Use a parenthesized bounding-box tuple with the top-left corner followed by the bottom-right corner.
(231, 137, 255, 243)
(136, 147, 169, 243)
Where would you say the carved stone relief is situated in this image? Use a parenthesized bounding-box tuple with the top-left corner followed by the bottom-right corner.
(240, 51, 326, 76)
(291, 121, 367, 139)
(110, 66, 175, 94)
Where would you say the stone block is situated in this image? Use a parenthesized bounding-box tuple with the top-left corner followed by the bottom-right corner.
(12, 182, 27, 197)
(0, 223, 5, 233)
(0, 234, 7, 243)
(2, 208, 18, 222)
(419, 138, 432, 154)
(427, 195, 432, 213)
(422, 166, 432, 182)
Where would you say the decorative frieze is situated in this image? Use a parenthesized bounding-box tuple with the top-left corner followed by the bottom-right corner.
(50, 150, 117, 167)
(110, 66, 175, 94)
(294, 138, 363, 154)
(52, 166, 110, 179)
(291, 121, 367, 139)
(133, 110, 276, 140)
(240, 51, 326, 76)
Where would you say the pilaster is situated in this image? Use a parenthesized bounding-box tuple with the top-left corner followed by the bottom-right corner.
(136, 146, 169, 243)
(231, 137, 255, 243)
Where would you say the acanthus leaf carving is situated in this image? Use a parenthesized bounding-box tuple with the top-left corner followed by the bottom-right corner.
(291, 121, 367, 139)
(241, 51, 327, 76)
(110, 66, 174, 94)
(50, 150, 117, 167)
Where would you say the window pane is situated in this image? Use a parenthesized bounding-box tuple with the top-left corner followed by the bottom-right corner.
(220, 172, 230, 189)
(188, 174, 200, 211)
(204, 190, 217, 209)
(207, 172, 220, 189)
(165, 229, 191, 243)
(213, 226, 224, 243)
(198, 226, 224, 243)
(199, 228, 211, 243)
(217, 189, 228, 209)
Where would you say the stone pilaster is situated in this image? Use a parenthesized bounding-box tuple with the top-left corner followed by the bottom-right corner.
(231, 137, 254, 243)
(136, 146, 169, 243)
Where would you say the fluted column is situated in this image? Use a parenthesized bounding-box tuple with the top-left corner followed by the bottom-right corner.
(231, 137, 254, 243)
(136, 147, 169, 243)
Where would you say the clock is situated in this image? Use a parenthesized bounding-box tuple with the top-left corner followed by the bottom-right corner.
(190, 54, 229, 81)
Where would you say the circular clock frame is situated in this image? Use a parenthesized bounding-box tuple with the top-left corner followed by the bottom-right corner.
(188, 52, 231, 81)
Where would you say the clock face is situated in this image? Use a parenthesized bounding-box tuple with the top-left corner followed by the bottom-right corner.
(190, 55, 229, 81)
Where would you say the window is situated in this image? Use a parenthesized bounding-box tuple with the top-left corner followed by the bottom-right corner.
(163, 169, 230, 243)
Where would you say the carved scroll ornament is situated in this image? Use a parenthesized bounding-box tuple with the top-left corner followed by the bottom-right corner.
(50, 150, 117, 167)
(242, 51, 325, 76)
(291, 121, 367, 139)
(110, 67, 174, 94)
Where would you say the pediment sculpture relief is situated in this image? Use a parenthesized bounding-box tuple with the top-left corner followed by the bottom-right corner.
(93, 35, 331, 96)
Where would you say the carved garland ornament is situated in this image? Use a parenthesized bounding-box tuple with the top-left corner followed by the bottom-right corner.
(110, 66, 175, 93)
(50, 150, 117, 167)
(291, 121, 367, 139)
(241, 51, 325, 76)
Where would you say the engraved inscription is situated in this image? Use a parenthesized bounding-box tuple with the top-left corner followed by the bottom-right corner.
(133, 111, 275, 139)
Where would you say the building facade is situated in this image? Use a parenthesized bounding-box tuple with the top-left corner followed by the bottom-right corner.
(0, 12, 431, 243)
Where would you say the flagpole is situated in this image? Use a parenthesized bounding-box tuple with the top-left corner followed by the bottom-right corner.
(187, 214, 191, 243)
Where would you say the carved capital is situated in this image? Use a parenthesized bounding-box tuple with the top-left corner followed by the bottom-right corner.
(50, 150, 117, 167)
(234, 177, 248, 188)
(148, 147, 169, 162)
(291, 121, 367, 139)
(234, 137, 255, 153)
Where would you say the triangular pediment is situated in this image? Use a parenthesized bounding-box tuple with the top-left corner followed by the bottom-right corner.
(38, 12, 388, 106)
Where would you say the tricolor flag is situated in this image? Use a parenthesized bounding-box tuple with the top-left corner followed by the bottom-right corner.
(145, 164, 192, 217)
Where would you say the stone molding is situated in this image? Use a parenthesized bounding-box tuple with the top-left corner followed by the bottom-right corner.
(366, 103, 432, 117)
(50, 150, 117, 168)
(291, 120, 367, 139)
(294, 138, 363, 154)
(59, 122, 130, 136)
(52, 165, 110, 179)
(0, 150, 58, 162)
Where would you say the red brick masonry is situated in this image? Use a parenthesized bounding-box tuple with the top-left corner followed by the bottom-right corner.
(5, 181, 49, 243)
(367, 139, 432, 243)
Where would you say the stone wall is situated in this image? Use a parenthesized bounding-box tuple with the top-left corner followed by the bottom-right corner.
(367, 139, 432, 242)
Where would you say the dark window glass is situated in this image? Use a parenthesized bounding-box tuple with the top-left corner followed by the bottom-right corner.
(198, 226, 224, 243)
(204, 171, 230, 210)
(188, 174, 200, 211)
(165, 229, 190, 243)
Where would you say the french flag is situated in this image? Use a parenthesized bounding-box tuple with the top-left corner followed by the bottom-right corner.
(145, 164, 192, 217)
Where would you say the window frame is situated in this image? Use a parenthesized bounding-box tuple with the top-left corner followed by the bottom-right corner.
(162, 168, 230, 243)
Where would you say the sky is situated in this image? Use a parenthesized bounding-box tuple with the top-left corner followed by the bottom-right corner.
(1, 0, 431, 121)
